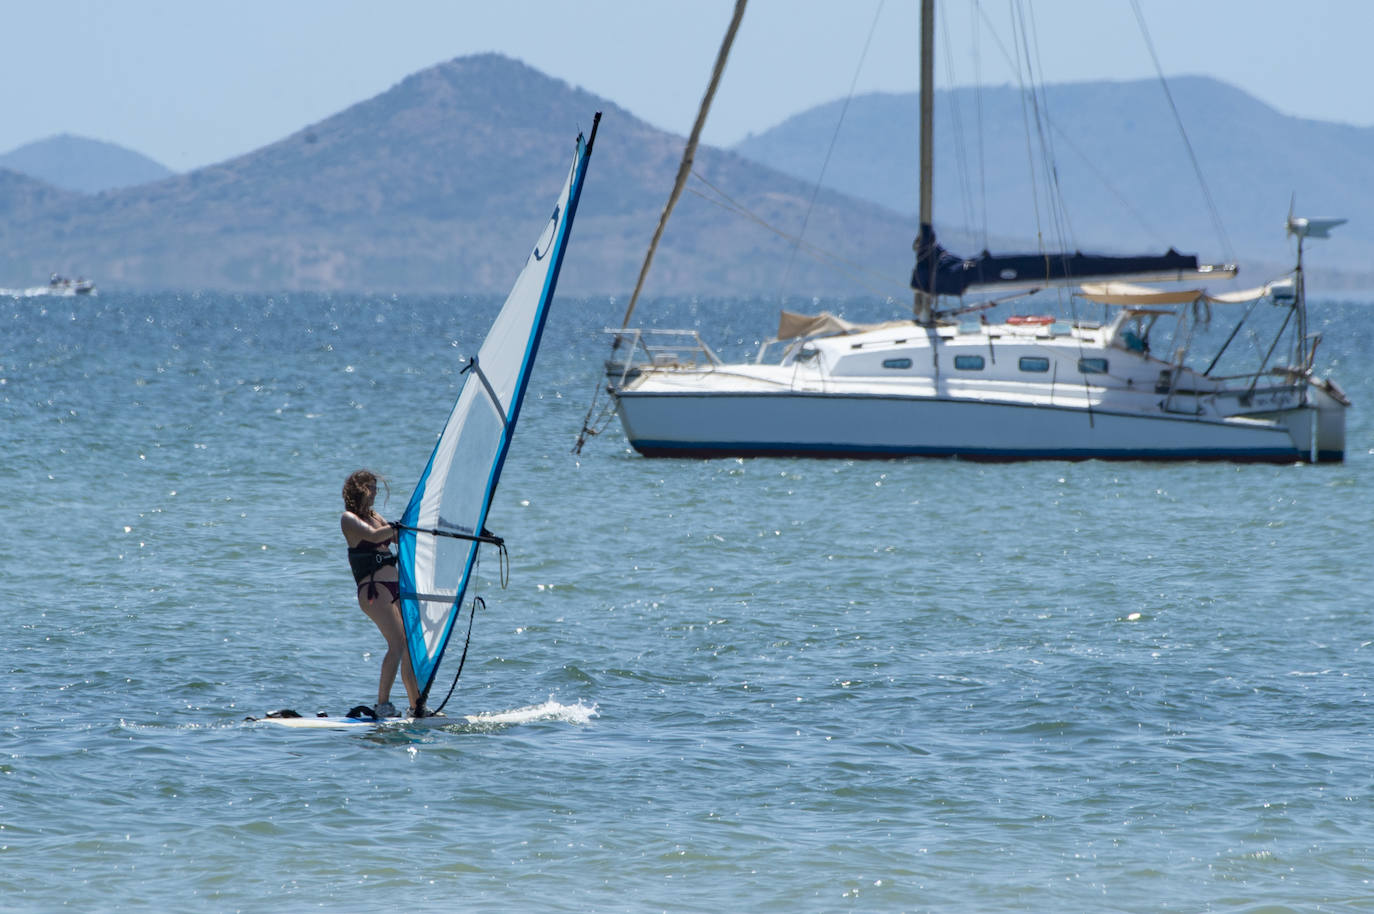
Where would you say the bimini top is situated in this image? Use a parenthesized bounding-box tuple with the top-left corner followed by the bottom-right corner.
(775, 309, 904, 341)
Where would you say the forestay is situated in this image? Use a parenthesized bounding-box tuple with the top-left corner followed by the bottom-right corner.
(397, 114, 600, 705)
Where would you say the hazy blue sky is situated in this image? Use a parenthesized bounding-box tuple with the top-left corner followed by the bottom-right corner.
(3, 1, 1370, 172)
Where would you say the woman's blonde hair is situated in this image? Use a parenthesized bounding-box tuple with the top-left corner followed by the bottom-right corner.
(342, 469, 388, 516)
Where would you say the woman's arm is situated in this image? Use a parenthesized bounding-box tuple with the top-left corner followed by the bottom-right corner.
(341, 510, 395, 544)
(371, 511, 398, 544)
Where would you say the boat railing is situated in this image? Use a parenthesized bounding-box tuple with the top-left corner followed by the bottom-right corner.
(1159, 362, 1316, 414)
(753, 336, 802, 365)
(601, 328, 723, 383)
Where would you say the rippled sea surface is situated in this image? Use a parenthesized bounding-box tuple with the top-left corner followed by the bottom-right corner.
(3, 291, 1372, 912)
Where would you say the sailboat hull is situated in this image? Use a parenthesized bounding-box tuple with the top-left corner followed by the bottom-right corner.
(614, 387, 1345, 463)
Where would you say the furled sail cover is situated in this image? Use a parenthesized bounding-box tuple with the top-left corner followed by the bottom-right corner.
(911, 223, 1202, 296)
(397, 117, 599, 701)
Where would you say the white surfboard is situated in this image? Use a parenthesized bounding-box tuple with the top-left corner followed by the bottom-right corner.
(255, 713, 467, 730)
(250, 699, 596, 731)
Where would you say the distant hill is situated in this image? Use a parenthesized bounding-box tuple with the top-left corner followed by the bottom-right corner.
(0, 134, 174, 193)
(0, 166, 81, 215)
(1, 59, 1368, 296)
(0, 54, 920, 298)
(734, 77, 1374, 292)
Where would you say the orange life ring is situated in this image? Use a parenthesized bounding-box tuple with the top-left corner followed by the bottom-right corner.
(1006, 315, 1055, 325)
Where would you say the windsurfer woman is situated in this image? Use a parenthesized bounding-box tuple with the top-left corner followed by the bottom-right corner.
(341, 469, 423, 717)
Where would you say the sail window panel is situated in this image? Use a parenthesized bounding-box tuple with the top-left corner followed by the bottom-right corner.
(1019, 356, 1051, 373)
(882, 358, 913, 370)
(1078, 358, 1109, 374)
(954, 354, 985, 371)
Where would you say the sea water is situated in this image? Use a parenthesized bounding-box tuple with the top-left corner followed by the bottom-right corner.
(2, 291, 1372, 912)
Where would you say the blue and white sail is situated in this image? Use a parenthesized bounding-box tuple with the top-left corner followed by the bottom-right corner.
(396, 114, 600, 704)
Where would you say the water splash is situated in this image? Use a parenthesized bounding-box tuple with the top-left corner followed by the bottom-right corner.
(463, 698, 597, 727)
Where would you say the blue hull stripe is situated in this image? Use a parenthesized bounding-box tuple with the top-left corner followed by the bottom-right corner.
(628, 439, 1339, 464)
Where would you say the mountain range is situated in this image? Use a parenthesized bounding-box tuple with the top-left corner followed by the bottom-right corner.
(0, 54, 915, 298)
(1, 54, 1368, 296)
(736, 77, 1374, 288)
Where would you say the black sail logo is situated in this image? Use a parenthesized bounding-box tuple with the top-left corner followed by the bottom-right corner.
(532, 206, 561, 261)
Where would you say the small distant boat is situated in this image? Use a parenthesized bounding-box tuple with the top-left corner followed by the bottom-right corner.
(2, 275, 99, 298)
(47, 274, 95, 296)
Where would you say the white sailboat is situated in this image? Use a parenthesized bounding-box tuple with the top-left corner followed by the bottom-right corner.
(261, 115, 601, 729)
(598, 3, 1347, 463)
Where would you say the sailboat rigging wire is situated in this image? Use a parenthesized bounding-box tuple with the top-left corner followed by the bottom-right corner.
(972, 1, 988, 251)
(1202, 293, 1266, 375)
(1008, 2, 1049, 272)
(686, 172, 908, 295)
(1025, 2, 1076, 255)
(1012, 0, 1074, 263)
(1129, 0, 1234, 263)
(1244, 304, 1297, 399)
(941, 2, 979, 238)
(965, 2, 1172, 255)
(1047, 121, 1168, 248)
(778, 0, 885, 292)
(620, 0, 747, 330)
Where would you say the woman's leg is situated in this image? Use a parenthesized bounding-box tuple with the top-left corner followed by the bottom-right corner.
(358, 591, 421, 709)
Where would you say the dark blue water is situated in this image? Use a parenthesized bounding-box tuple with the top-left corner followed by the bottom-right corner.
(3, 291, 1371, 912)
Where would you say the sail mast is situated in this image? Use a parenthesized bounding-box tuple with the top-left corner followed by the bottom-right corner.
(914, 0, 936, 324)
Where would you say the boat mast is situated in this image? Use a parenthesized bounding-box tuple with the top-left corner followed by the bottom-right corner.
(1285, 211, 1345, 372)
(913, 0, 935, 325)
(618, 0, 747, 331)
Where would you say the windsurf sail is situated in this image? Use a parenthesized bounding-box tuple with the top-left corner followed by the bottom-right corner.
(396, 113, 601, 707)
